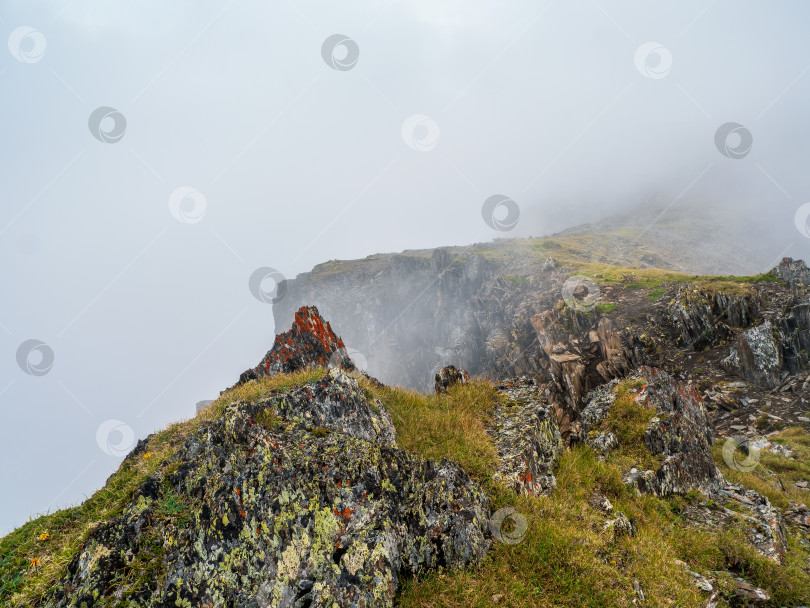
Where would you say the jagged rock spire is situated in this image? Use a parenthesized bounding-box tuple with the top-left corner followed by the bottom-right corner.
(238, 305, 354, 385)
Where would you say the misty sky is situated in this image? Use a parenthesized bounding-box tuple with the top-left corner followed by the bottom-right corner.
(2, 0, 810, 535)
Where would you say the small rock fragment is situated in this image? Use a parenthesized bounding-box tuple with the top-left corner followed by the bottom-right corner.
(434, 365, 470, 394)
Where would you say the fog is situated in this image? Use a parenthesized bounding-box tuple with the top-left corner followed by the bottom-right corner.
(2, 0, 810, 535)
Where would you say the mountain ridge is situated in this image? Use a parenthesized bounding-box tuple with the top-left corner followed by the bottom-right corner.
(3, 246, 810, 607)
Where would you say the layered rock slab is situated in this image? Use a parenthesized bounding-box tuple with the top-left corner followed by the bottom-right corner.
(722, 321, 782, 389)
(666, 286, 760, 350)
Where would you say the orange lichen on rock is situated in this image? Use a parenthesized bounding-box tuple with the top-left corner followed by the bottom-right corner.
(235, 305, 355, 386)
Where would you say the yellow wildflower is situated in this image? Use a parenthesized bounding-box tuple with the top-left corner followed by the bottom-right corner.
(38, 532, 49, 541)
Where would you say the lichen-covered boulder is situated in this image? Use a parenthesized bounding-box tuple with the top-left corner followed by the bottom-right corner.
(434, 365, 469, 394)
(633, 367, 722, 496)
(637, 367, 722, 496)
(722, 321, 782, 389)
(238, 305, 353, 385)
(579, 379, 621, 436)
(46, 369, 490, 608)
(268, 368, 397, 447)
(490, 377, 563, 496)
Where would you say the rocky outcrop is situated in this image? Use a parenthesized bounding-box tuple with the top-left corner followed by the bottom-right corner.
(774, 257, 810, 288)
(434, 365, 469, 394)
(585, 430, 619, 457)
(581, 367, 788, 563)
(784, 501, 810, 536)
(680, 482, 788, 566)
(578, 379, 620, 436)
(582, 367, 723, 497)
(730, 578, 771, 604)
(666, 286, 760, 350)
(46, 332, 491, 608)
(638, 367, 721, 497)
(489, 377, 563, 496)
(594, 317, 649, 380)
(237, 305, 352, 386)
(722, 321, 782, 388)
(602, 512, 637, 540)
(773, 301, 810, 373)
(529, 306, 648, 442)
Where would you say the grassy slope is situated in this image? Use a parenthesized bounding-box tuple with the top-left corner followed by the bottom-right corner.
(471, 235, 781, 296)
(2, 370, 808, 607)
(394, 380, 810, 608)
(306, 234, 782, 299)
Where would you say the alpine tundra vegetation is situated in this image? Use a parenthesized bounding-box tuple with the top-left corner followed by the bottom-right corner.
(3, 252, 810, 607)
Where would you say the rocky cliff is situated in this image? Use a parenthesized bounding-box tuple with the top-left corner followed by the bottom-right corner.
(273, 242, 566, 392)
(4, 246, 810, 608)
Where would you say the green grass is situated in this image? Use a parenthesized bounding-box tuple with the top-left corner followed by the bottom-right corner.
(702, 272, 780, 285)
(646, 288, 667, 301)
(359, 378, 501, 481)
(597, 379, 661, 471)
(595, 302, 618, 314)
